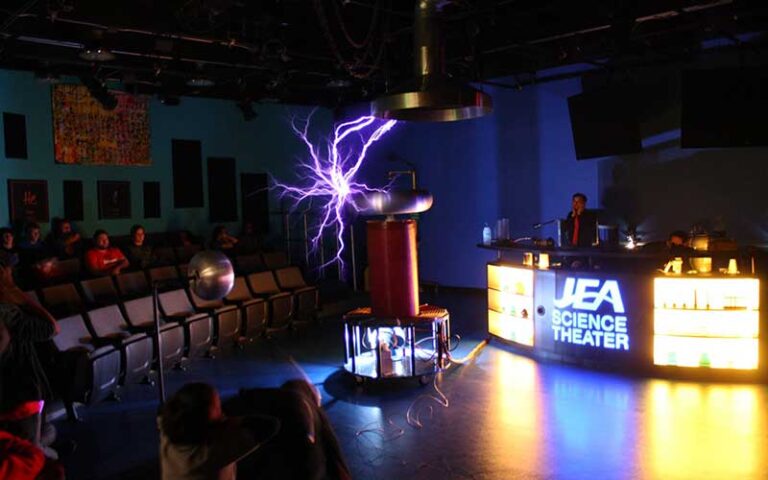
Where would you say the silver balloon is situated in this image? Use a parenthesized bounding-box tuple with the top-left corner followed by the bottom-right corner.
(354, 189, 434, 216)
(188, 250, 235, 300)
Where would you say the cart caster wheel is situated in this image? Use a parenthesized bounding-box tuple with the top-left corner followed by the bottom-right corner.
(418, 375, 430, 386)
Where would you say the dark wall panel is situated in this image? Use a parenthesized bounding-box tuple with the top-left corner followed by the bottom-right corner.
(241, 173, 269, 233)
(144, 181, 161, 218)
(172, 139, 203, 208)
(207, 157, 238, 222)
(63, 180, 83, 221)
(3, 112, 28, 159)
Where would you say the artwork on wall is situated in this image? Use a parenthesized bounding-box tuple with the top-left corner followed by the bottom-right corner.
(3, 112, 28, 159)
(52, 84, 151, 165)
(7, 179, 49, 223)
(98, 181, 132, 219)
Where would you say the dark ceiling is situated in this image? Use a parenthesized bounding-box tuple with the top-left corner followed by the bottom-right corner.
(1, 0, 766, 107)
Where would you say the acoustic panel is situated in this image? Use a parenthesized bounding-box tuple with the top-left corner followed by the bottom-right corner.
(207, 157, 238, 222)
(241, 173, 269, 233)
(144, 181, 161, 218)
(172, 139, 203, 208)
(3, 112, 28, 159)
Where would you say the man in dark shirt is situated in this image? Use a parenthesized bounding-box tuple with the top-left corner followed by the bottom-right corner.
(562, 192, 598, 247)
(0, 263, 59, 444)
(124, 225, 156, 270)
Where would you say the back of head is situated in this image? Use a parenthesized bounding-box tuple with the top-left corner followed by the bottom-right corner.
(159, 383, 216, 445)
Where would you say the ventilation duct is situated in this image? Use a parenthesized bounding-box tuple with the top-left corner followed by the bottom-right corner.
(370, 0, 492, 122)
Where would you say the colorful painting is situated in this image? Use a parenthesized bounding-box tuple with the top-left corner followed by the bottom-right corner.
(8, 179, 49, 223)
(52, 84, 151, 165)
(98, 181, 132, 219)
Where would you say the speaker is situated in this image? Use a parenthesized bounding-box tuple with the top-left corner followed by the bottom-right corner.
(172, 139, 204, 208)
(241, 173, 269, 233)
(63, 180, 84, 221)
(568, 87, 642, 160)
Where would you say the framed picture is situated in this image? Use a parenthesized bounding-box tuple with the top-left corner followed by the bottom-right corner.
(98, 181, 132, 219)
(7, 179, 49, 223)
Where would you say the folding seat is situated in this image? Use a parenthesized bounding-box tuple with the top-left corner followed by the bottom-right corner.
(51, 314, 121, 406)
(188, 285, 241, 349)
(80, 277, 120, 308)
(122, 296, 185, 369)
(40, 283, 84, 318)
(225, 277, 268, 340)
(274, 266, 319, 324)
(115, 270, 151, 300)
(158, 289, 213, 358)
(174, 244, 201, 264)
(153, 246, 177, 266)
(85, 305, 153, 385)
(262, 251, 289, 270)
(48, 257, 82, 285)
(148, 266, 183, 291)
(246, 272, 293, 332)
(235, 253, 265, 275)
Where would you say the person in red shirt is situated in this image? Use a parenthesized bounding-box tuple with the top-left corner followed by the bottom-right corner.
(84, 230, 129, 277)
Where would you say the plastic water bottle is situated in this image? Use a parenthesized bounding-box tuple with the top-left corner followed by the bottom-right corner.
(482, 223, 492, 245)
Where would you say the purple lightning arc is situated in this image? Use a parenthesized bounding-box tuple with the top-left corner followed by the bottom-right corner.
(272, 112, 397, 273)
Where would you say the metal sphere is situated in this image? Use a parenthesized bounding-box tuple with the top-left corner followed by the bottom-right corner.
(188, 250, 235, 300)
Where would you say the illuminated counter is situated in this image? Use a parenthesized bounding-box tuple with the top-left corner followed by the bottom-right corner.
(486, 261, 764, 380)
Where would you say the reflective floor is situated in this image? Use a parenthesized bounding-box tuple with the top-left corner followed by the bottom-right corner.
(57, 289, 768, 479)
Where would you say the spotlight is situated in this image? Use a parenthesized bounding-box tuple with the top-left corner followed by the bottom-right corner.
(79, 45, 116, 62)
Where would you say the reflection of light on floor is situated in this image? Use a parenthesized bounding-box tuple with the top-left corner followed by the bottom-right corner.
(645, 381, 767, 479)
(484, 351, 543, 473)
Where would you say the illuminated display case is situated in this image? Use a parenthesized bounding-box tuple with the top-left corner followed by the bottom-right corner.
(653, 277, 760, 370)
(487, 264, 534, 346)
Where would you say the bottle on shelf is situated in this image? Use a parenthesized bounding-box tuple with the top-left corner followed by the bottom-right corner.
(482, 223, 492, 246)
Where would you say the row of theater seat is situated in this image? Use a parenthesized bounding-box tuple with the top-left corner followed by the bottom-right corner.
(25, 246, 292, 288)
(27, 261, 319, 414)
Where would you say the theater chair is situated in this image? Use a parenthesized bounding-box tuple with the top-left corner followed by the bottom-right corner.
(47, 257, 82, 285)
(262, 251, 290, 270)
(175, 244, 201, 264)
(115, 271, 151, 300)
(274, 266, 319, 325)
(80, 277, 120, 308)
(158, 289, 214, 358)
(153, 247, 177, 266)
(122, 296, 185, 370)
(235, 253, 265, 275)
(86, 305, 153, 385)
(246, 272, 293, 333)
(40, 283, 84, 318)
(51, 314, 121, 411)
(188, 284, 241, 349)
(224, 277, 268, 340)
(148, 266, 184, 291)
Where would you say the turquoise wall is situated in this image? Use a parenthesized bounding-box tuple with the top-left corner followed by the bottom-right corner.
(0, 69, 330, 240)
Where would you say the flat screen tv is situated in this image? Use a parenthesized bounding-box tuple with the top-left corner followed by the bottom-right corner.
(568, 87, 643, 160)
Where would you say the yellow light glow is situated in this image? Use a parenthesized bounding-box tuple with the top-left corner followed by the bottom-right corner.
(654, 277, 759, 311)
(488, 309, 534, 346)
(653, 336, 758, 369)
(488, 264, 533, 295)
(488, 288, 534, 318)
(654, 309, 759, 338)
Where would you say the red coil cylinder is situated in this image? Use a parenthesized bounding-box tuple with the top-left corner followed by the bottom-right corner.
(367, 220, 419, 317)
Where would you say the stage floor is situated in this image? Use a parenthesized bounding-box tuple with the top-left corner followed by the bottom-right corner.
(57, 289, 768, 479)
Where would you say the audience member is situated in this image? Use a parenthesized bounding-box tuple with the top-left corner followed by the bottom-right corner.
(84, 230, 129, 277)
(0, 430, 65, 480)
(158, 382, 280, 480)
(46, 218, 82, 260)
(238, 221, 260, 253)
(178, 230, 195, 247)
(18, 224, 55, 286)
(225, 380, 352, 480)
(210, 226, 239, 252)
(124, 225, 156, 270)
(0, 263, 59, 445)
(0, 227, 19, 268)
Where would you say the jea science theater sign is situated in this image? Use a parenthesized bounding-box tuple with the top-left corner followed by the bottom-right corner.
(551, 277, 630, 351)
